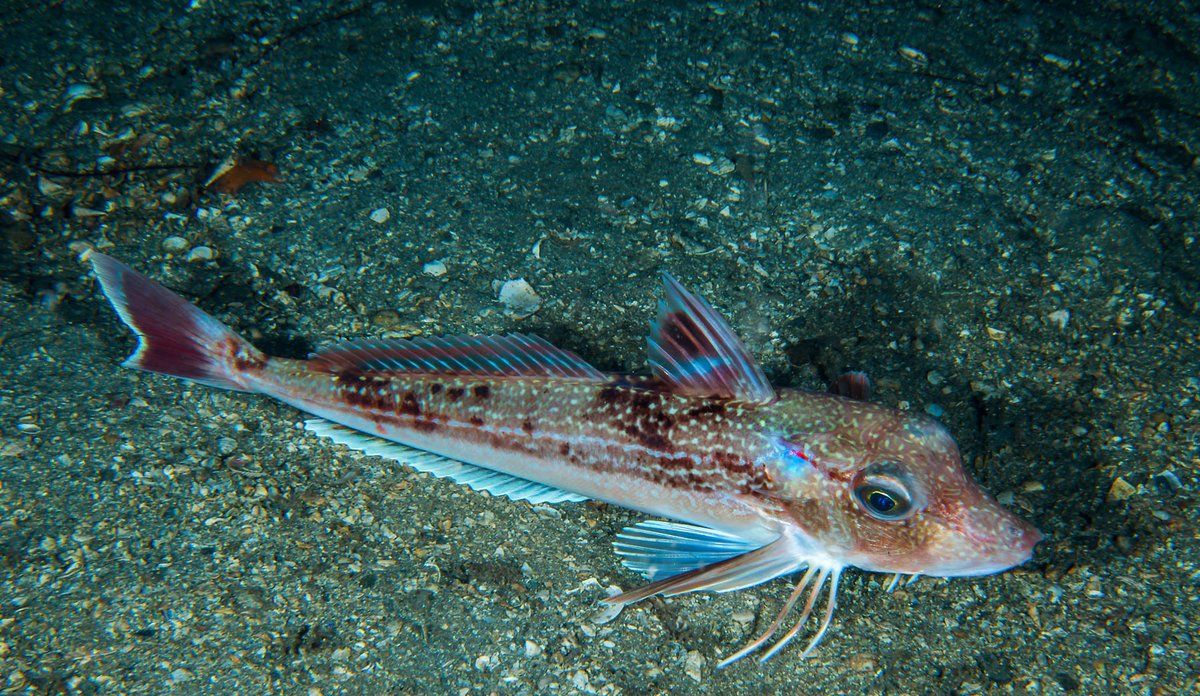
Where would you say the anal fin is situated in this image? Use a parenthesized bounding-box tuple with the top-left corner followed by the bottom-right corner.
(304, 418, 588, 504)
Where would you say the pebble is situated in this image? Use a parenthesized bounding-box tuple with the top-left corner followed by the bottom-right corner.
(1107, 476, 1136, 502)
(708, 157, 736, 176)
(1042, 53, 1072, 70)
(898, 46, 928, 64)
(684, 650, 705, 682)
(161, 236, 189, 253)
(1047, 309, 1070, 330)
(423, 260, 447, 277)
(185, 246, 215, 262)
(369, 208, 390, 224)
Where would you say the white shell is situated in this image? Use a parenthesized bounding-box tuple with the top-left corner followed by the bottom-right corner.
(498, 278, 542, 318)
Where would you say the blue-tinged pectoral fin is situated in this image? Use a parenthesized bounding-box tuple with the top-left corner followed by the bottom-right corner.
(606, 533, 807, 605)
(614, 520, 768, 581)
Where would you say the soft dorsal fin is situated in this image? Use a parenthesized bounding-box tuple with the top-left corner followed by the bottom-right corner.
(309, 334, 605, 380)
(646, 273, 775, 404)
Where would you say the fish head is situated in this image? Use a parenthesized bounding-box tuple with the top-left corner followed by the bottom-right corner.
(763, 403, 1042, 578)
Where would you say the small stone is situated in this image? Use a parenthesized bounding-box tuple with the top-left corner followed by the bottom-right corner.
(1043, 53, 1073, 70)
(708, 157, 736, 176)
(369, 208, 390, 224)
(1107, 477, 1136, 502)
(371, 309, 404, 330)
(684, 650, 705, 682)
(216, 437, 238, 455)
(422, 260, 447, 277)
(692, 153, 715, 166)
(1047, 309, 1070, 330)
(524, 640, 542, 658)
(898, 46, 928, 64)
(161, 236, 189, 253)
(37, 176, 66, 197)
(185, 246, 215, 263)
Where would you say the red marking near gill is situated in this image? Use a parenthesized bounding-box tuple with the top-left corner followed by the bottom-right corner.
(785, 442, 853, 483)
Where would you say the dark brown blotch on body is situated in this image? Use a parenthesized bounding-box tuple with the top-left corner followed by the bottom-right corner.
(334, 371, 388, 410)
(396, 391, 437, 433)
(595, 383, 677, 452)
(399, 392, 421, 418)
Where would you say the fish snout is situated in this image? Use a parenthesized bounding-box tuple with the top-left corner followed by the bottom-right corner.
(936, 503, 1042, 576)
(1005, 516, 1044, 556)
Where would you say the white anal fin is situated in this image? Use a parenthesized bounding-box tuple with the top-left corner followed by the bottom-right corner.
(304, 418, 588, 505)
(606, 536, 805, 605)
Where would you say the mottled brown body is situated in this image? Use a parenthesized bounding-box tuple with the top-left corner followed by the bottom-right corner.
(259, 359, 776, 492)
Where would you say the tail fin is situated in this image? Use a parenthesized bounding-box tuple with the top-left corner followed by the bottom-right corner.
(86, 250, 264, 392)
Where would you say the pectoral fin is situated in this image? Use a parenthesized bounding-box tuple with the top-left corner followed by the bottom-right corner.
(605, 536, 805, 605)
(613, 520, 764, 581)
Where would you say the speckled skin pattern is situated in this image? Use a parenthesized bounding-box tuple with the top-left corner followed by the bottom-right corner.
(88, 249, 1039, 586)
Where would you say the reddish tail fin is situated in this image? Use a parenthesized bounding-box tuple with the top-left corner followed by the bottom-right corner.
(86, 251, 264, 392)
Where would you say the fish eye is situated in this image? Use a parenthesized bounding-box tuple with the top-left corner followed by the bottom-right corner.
(854, 476, 913, 520)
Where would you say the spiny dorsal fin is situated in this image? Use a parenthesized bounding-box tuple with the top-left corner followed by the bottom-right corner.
(309, 334, 605, 380)
(646, 273, 775, 404)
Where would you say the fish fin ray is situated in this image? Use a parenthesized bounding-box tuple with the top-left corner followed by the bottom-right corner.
(613, 520, 765, 581)
(304, 418, 588, 504)
(646, 273, 775, 404)
(605, 537, 805, 605)
(309, 334, 605, 381)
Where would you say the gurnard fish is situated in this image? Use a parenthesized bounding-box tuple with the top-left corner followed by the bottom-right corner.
(86, 250, 1041, 665)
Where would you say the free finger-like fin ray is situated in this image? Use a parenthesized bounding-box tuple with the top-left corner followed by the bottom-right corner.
(717, 566, 842, 667)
